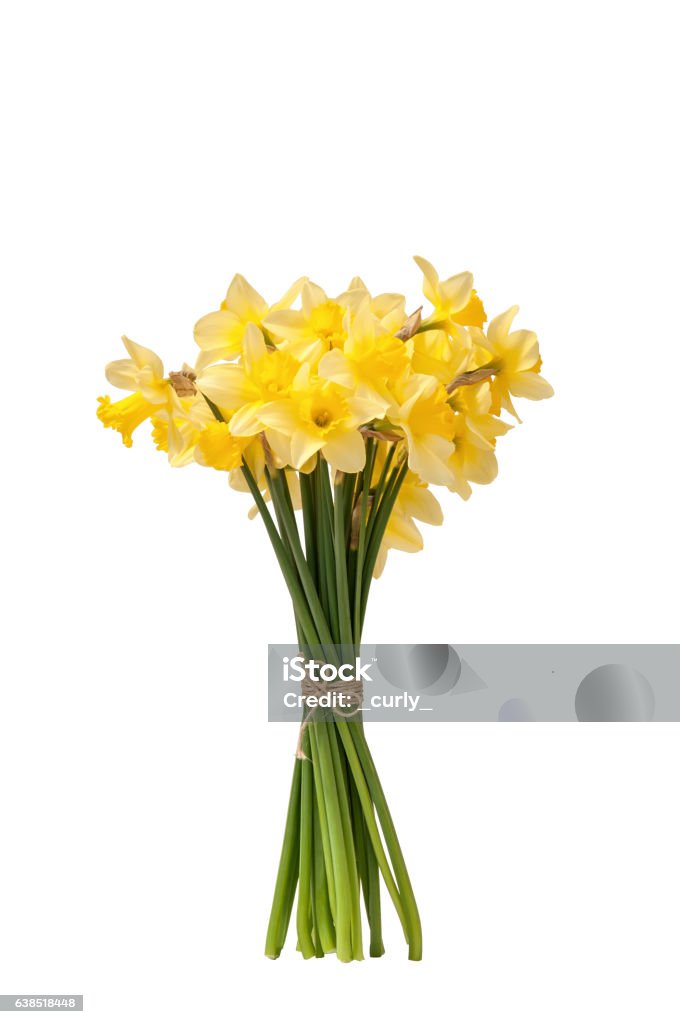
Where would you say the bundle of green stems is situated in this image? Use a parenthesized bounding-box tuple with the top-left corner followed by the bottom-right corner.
(219, 414, 421, 961)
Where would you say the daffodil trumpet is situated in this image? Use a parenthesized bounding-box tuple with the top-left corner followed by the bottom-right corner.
(99, 260, 552, 961)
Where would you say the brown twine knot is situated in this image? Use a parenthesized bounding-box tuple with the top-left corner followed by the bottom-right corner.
(295, 662, 364, 760)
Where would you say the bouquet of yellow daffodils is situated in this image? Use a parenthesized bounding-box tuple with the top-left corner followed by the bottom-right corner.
(98, 257, 552, 961)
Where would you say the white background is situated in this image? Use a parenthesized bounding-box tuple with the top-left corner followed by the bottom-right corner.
(1, 1, 678, 1021)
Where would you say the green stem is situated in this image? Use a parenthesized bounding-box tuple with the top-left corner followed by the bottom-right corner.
(352, 725, 423, 961)
(299, 470, 318, 588)
(349, 767, 384, 956)
(296, 736, 316, 959)
(342, 472, 357, 544)
(307, 722, 336, 921)
(266, 465, 335, 660)
(239, 459, 321, 651)
(333, 473, 354, 651)
(365, 815, 384, 956)
(364, 442, 395, 551)
(353, 437, 376, 649)
(314, 461, 339, 637)
(264, 758, 302, 958)
(313, 719, 353, 961)
(360, 459, 409, 632)
(311, 776, 336, 952)
(335, 720, 409, 941)
(328, 723, 363, 960)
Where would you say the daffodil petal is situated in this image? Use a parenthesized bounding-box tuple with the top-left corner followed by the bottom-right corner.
(348, 393, 389, 425)
(242, 323, 268, 375)
(194, 310, 244, 356)
(194, 348, 223, 374)
(372, 545, 388, 578)
(265, 429, 293, 466)
(270, 276, 307, 312)
(263, 308, 308, 342)
(373, 292, 407, 332)
(464, 448, 498, 485)
(228, 403, 264, 436)
(122, 336, 164, 377)
(318, 348, 354, 389)
(438, 271, 473, 313)
(301, 281, 328, 317)
(505, 329, 539, 370)
(257, 400, 300, 434)
(487, 306, 519, 348)
(384, 512, 423, 552)
(399, 485, 443, 525)
(224, 273, 268, 322)
(322, 430, 366, 473)
(508, 372, 554, 400)
(104, 358, 139, 392)
(197, 365, 258, 410)
(413, 256, 440, 307)
(406, 433, 455, 485)
(448, 472, 472, 500)
(291, 429, 324, 468)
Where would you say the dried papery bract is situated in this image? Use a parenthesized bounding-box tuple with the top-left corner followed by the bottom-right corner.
(395, 306, 422, 340)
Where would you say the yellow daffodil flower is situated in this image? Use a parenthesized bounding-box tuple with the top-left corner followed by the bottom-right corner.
(318, 299, 410, 416)
(193, 273, 305, 371)
(196, 323, 301, 461)
(263, 280, 348, 365)
(449, 424, 501, 499)
(443, 382, 512, 499)
(448, 381, 513, 450)
(151, 397, 206, 467)
(388, 374, 457, 486)
(410, 325, 472, 385)
(193, 421, 250, 471)
(339, 277, 408, 335)
(471, 307, 554, 419)
(248, 365, 380, 473)
(97, 335, 174, 447)
(414, 255, 486, 329)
